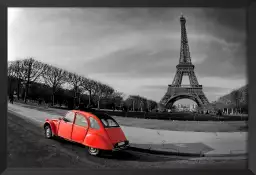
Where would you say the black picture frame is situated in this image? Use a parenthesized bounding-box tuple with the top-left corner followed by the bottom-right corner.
(1, 0, 255, 175)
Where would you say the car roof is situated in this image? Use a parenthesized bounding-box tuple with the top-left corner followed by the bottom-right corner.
(72, 109, 113, 120)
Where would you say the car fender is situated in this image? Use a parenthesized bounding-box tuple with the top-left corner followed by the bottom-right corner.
(84, 132, 113, 150)
(44, 120, 58, 136)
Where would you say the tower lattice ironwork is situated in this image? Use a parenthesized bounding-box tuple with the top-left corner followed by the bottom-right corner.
(159, 15, 210, 110)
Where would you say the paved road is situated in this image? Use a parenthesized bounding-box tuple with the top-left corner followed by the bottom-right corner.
(7, 111, 247, 169)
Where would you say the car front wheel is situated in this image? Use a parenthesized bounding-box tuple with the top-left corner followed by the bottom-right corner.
(44, 125, 53, 139)
(87, 147, 101, 156)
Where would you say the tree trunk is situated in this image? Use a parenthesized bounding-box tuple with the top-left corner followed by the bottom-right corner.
(24, 63, 32, 103)
(73, 86, 77, 109)
(8, 78, 13, 104)
(73, 97, 76, 109)
(8, 78, 12, 97)
(24, 82, 29, 103)
(52, 94, 55, 106)
(97, 99, 100, 109)
(88, 90, 91, 105)
(17, 80, 20, 100)
(17, 61, 21, 100)
(52, 87, 56, 106)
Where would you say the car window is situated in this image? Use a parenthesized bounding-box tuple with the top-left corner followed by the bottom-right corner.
(64, 111, 75, 123)
(74, 113, 88, 127)
(101, 118, 119, 128)
(89, 117, 100, 130)
(91, 112, 119, 128)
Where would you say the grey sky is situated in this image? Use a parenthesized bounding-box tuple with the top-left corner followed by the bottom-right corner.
(8, 8, 247, 103)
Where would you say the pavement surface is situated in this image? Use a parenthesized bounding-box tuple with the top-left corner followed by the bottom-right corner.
(7, 109, 247, 168)
(8, 103, 247, 157)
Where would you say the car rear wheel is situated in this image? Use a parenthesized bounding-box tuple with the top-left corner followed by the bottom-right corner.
(44, 125, 53, 139)
(88, 147, 101, 156)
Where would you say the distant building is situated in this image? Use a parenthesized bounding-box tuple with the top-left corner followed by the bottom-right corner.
(173, 103, 198, 112)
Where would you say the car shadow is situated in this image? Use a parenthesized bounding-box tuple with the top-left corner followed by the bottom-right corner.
(99, 150, 188, 162)
(99, 150, 141, 161)
(52, 137, 187, 162)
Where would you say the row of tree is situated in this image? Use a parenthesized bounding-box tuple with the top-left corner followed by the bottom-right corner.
(210, 85, 248, 114)
(123, 95, 158, 112)
(7, 58, 158, 111)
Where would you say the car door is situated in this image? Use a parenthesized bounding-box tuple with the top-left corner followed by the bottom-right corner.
(71, 113, 89, 144)
(58, 111, 75, 140)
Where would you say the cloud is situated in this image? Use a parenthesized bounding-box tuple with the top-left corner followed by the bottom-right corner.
(141, 85, 233, 103)
(81, 31, 246, 79)
(86, 72, 246, 102)
(8, 8, 247, 104)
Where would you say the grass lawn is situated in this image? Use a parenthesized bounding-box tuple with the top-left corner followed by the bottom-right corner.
(112, 116, 248, 132)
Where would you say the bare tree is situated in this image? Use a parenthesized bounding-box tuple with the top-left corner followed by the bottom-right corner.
(17, 58, 47, 103)
(126, 95, 144, 111)
(81, 77, 98, 107)
(11, 60, 24, 100)
(232, 90, 242, 113)
(94, 82, 114, 109)
(126, 95, 157, 112)
(146, 99, 157, 111)
(103, 85, 115, 98)
(8, 61, 16, 77)
(126, 95, 137, 111)
(139, 96, 149, 112)
(42, 65, 68, 106)
(110, 91, 124, 110)
(7, 61, 17, 96)
(124, 96, 133, 111)
(68, 72, 83, 108)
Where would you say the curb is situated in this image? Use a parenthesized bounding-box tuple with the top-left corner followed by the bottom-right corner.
(204, 153, 248, 157)
(128, 146, 205, 157)
(128, 146, 247, 158)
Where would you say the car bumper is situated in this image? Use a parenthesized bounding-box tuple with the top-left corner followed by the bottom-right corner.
(112, 141, 130, 152)
(112, 144, 129, 151)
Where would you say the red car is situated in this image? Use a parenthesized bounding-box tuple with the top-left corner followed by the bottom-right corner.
(43, 110, 129, 156)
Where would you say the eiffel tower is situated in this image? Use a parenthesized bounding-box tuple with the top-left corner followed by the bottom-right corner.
(159, 15, 210, 110)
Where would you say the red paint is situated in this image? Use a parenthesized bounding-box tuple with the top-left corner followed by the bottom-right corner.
(84, 132, 113, 150)
(71, 124, 89, 144)
(105, 127, 127, 144)
(43, 110, 129, 151)
(58, 120, 73, 140)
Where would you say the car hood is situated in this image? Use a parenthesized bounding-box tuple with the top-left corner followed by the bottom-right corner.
(105, 127, 127, 144)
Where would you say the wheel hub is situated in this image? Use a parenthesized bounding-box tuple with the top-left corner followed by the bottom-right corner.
(89, 147, 98, 153)
(46, 128, 51, 137)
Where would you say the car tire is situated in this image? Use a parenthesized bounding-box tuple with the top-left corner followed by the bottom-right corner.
(44, 125, 53, 139)
(87, 147, 101, 156)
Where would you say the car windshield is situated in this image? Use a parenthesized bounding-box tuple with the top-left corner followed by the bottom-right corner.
(92, 112, 119, 128)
